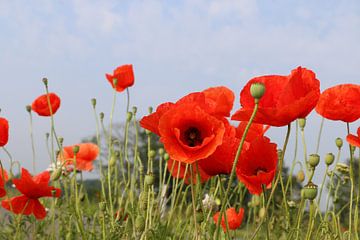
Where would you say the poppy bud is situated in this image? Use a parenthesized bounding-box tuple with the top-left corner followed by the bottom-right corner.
(51, 168, 62, 181)
(139, 192, 148, 210)
(164, 153, 170, 161)
(148, 106, 153, 114)
(301, 182, 318, 200)
(135, 216, 145, 232)
(91, 98, 97, 108)
(298, 118, 306, 129)
(308, 154, 320, 168)
(350, 145, 356, 154)
(26, 105, 32, 113)
(296, 170, 305, 183)
(148, 150, 156, 158)
(112, 78, 118, 87)
(196, 210, 204, 223)
(132, 106, 137, 114)
(99, 112, 104, 120)
(324, 153, 335, 166)
(250, 82, 266, 101)
(73, 145, 80, 155)
(58, 137, 64, 145)
(42, 77, 48, 86)
(215, 198, 221, 206)
(144, 173, 154, 186)
(109, 154, 117, 168)
(158, 148, 164, 156)
(126, 112, 132, 122)
(335, 137, 343, 149)
(259, 207, 266, 220)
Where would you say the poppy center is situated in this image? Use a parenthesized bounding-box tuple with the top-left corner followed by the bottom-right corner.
(183, 127, 203, 147)
(254, 167, 267, 176)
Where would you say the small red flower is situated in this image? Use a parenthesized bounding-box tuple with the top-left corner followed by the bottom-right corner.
(106, 64, 135, 92)
(213, 207, 244, 232)
(140, 87, 234, 164)
(232, 67, 320, 127)
(316, 84, 360, 122)
(0, 117, 9, 147)
(31, 93, 61, 116)
(59, 143, 99, 171)
(0, 168, 8, 197)
(236, 136, 278, 195)
(1, 168, 61, 219)
(346, 127, 360, 147)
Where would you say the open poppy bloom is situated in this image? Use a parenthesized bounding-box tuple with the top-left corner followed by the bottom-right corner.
(346, 127, 360, 147)
(31, 93, 61, 116)
(236, 136, 278, 195)
(106, 64, 135, 92)
(213, 207, 245, 232)
(0, 117, 9, 147)
(58, 143, 99, 171)
(232, 67, 320, 127)
(0, 168, 8, 197)
(316, 84, 360, 122)
(140, 86, 234, 164)
(1, 168, 61, 219)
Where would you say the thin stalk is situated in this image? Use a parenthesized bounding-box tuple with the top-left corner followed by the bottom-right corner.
(347, 123, 354, 240)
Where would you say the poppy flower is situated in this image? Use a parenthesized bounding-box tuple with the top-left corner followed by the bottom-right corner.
(106, 64, 135, 92)
(236, 136, 278, 195)
(316, 84, 360, 122)
(0, 168, 8, 197)
(140, 87, 234, 164)
(31, 93, 61, 116)
(1, 168, 61, 219)
(232, 67, 320, 127)
(58, 143, 99, 171)
(346, 127, 360, 147)
(0, 117, 9, 147)
(213, 207, 245, 232)
(167, 158, 211, 184)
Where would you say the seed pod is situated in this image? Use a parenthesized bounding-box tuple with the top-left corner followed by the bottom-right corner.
(164, 153, 170, 161)
(301, 182, 318, 200)
(296, 170, 305, 183)
(148, 150, 156, 158)
(335, 137, 343, 149)
(308, 154, 320, 168)
(324, 153, 335, 166)
(250, 82, 266, 100)
(298, 118, 306, 129)
(144, 173, 155, 186)
(158, 148, 164, 155)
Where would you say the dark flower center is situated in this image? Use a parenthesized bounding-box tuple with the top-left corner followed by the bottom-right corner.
(184, 127, 202, 147)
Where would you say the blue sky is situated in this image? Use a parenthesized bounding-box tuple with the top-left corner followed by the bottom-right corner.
(0, 0, 360, 183)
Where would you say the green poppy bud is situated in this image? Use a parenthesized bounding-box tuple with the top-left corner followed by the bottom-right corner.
(58, 137, 64, 145)
(164, 153, 170, 161)
(308, 154, 320, 168)
(99, 112, 104, 120)
(158, 148, 164, 155)
(148, 106, 153, 114)
(250, 82, 266, 101)
(73, 145, 80, 155)
(109, 154, 117, 168)
(139, 192, 148, 211)
(298, 118, 306, 129)
(26, 105, 32, 113)
(296, 170, 305, 183)
(144, 173, 155, 186)
(149, 150, 156, 158)
(126, 112, 132, 122)
(350, 145, 356, 154)
(324, 153, 335, 166)
(112, 78, 118, 86)
(42, 77, 48, 86)
(301, 182, 318, 200)
(335, 137, 343, 149)
(132, 106, 137, 114)
(91, 98, 96, 108)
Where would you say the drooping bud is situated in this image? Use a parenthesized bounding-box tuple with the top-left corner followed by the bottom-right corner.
(250, 82, 266, 101)
(296, 170, 305, 183)
(301, 182, 318, 200)
(298, 118, 306, 129)
(308, 154, 320, 168)
(26, 105, 32, 113)
(91, 98, 97, 108)
(126, 112, 133, 122)
(324, 153, 335, 166)
(335, 137, 343, 149)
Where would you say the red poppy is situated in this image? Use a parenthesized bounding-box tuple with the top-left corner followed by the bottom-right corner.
(59, 143, 99, 171)
(213, 207, 245, 232)
(236, 136, 278, 195)
(140, 87, 234, 164)
(346, 127, 360, 147)
(236, 121, 270, 142)
(106, 64, 135, 92)
(1, 168, 61, 219)
(31, 93, 61, 116)
(0, 168, 8, 197)
(232, 67, 320, 127)
(316, 84, 360, 122)
(0, 117, 9, 147)
(167, 158, 211, 184)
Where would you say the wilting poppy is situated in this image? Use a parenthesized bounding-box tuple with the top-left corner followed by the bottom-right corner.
(346, 127, 360, 147)
(316, 84, 360, 122)
(232, 67, 320, 127)
(141, 87, 234, 164)
(236, 136, 278, 195)
(0, 168, 8, 197)
(1, 168, 61, 219)
(0, 117, 9, 147)
(106, 64, 135, 92)
(59, 143, 99, 171)
(213, 207, 245, 232)
(31, 93, 61, 116)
